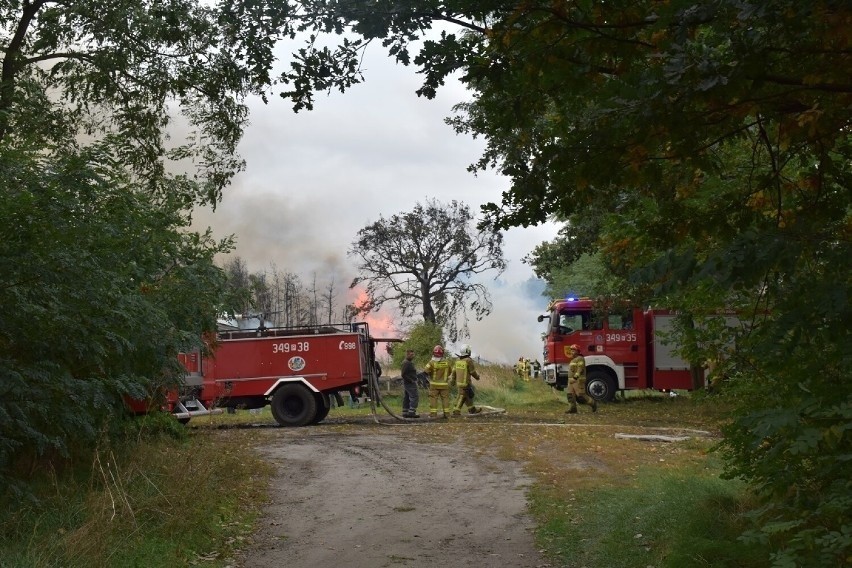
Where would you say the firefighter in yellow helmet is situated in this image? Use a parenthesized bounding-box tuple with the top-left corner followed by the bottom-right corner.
(567, 344, 597, 413)
(424, 345, 451, 418)
(519, 356, 530, 380)
(451, 344, 481, 415)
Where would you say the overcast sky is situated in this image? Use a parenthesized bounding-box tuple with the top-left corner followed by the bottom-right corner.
(191, 40, 560, 365)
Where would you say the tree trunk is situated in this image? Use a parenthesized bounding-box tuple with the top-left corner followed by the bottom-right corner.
(690, 364, 705, 391)
(421, 282, 436, 323)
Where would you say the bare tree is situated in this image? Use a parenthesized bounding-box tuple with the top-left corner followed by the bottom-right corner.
(250, 272, 274, 320)
(282, 272, 299, 326)
(223, 257, 252, 316)
(349, 199, 506, 341)
(322, 276, 337, 324)
(223, 262, 354, 329)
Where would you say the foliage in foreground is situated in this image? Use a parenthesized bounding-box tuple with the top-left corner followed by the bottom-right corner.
(0, 148, 231, 495)
(530, 466, 768, 568)
(0, 0, 291, 496)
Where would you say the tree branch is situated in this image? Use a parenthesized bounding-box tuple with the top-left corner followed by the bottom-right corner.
(748, 74, 852, 94)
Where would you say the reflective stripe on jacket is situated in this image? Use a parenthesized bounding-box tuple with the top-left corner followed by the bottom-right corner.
(568, 354, 586, 381)
(452, 358, 478, 387)
(425, 359, 451, 387)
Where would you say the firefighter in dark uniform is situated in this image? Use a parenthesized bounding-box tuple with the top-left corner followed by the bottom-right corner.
(451, 344, 481, 415)
(567, 344, 597, 413)
(400, 349, 420, 418)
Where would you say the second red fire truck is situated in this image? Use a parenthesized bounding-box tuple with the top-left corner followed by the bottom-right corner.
(537, 297, 737, 401)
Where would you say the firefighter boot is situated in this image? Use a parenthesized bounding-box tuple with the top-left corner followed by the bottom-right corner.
(566, 394, 578, 414)
(469, 406, 482, 414)
(591, 399, 598, 413)
(452, 409, 461, 416)
(429, 411, 437, 418)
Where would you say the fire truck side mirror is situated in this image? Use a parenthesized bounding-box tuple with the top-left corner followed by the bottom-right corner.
(537, 314, 549, 323)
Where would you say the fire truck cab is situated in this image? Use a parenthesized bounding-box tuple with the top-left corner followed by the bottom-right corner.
(538, 298, 699, 401)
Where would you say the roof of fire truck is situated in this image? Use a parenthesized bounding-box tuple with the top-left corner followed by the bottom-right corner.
(546, 297, 593, 311)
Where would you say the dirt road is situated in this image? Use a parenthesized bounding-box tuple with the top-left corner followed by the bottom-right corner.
(236, 425, 552, 568)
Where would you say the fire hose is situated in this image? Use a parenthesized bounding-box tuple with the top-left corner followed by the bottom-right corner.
(366, 366, 413, 423)
(363, 360, 501, 423)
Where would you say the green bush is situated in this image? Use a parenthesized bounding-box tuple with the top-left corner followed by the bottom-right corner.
(390, 321, 444, 368)
(0, 147, 228, 497)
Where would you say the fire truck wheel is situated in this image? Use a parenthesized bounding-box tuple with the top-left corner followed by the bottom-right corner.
(586, 370, 617, 402)
(270, 384, 318, 427)
(311, 393, 331, 424)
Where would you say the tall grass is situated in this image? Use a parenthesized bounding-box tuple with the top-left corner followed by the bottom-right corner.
(530, 465, 768, 568)
(0, 414, 272, 567)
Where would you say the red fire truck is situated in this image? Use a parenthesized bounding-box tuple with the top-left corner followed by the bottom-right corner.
(133, 321, 385, 427)
(538, 297, 734, 401)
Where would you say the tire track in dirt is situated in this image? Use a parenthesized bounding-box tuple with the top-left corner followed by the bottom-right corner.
(236, 431, 551, 568)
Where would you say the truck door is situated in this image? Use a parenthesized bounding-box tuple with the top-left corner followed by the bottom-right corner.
(648, 312, 693, 390)
(554, 309, 594, 355)
(600, 308, 645, 389)
(541, 306, 593, 388)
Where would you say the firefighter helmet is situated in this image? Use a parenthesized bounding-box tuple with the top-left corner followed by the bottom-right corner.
(432, 345, 445, 358)
(569, 344, 581, 352)
(459, 344, 471, 357)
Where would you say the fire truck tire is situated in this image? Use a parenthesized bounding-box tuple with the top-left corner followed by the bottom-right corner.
(270, 384, 318, 427)
(311, 393, 331, 424)
(586, 370, 617, 402)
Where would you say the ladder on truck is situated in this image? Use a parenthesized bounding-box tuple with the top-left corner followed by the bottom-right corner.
(172, 371, 223, 423)
(172, 397, 223, 422)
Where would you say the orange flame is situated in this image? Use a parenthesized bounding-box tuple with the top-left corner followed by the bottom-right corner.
(349, 287, 397, 339)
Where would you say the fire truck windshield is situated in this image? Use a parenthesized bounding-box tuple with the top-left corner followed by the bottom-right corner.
(557, 312, 591, 334)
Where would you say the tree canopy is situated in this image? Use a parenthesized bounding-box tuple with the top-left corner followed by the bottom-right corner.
(0, 0, 293, 203)
(349, 199, 506, 341)
(289, 1, 851, 563)
(0, 0, 290, 490)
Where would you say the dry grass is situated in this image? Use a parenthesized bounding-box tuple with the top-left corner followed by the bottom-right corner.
(0, 425, 273, 567)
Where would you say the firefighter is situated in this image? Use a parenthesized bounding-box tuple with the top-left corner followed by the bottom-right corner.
(516, 356, 529, 379)
(424, 345, 451, 418)
(451, 344, 481, 415)
(400, 349, 420, 418)
(566, 344, 597, 413)
(523, 357, 532, 381)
